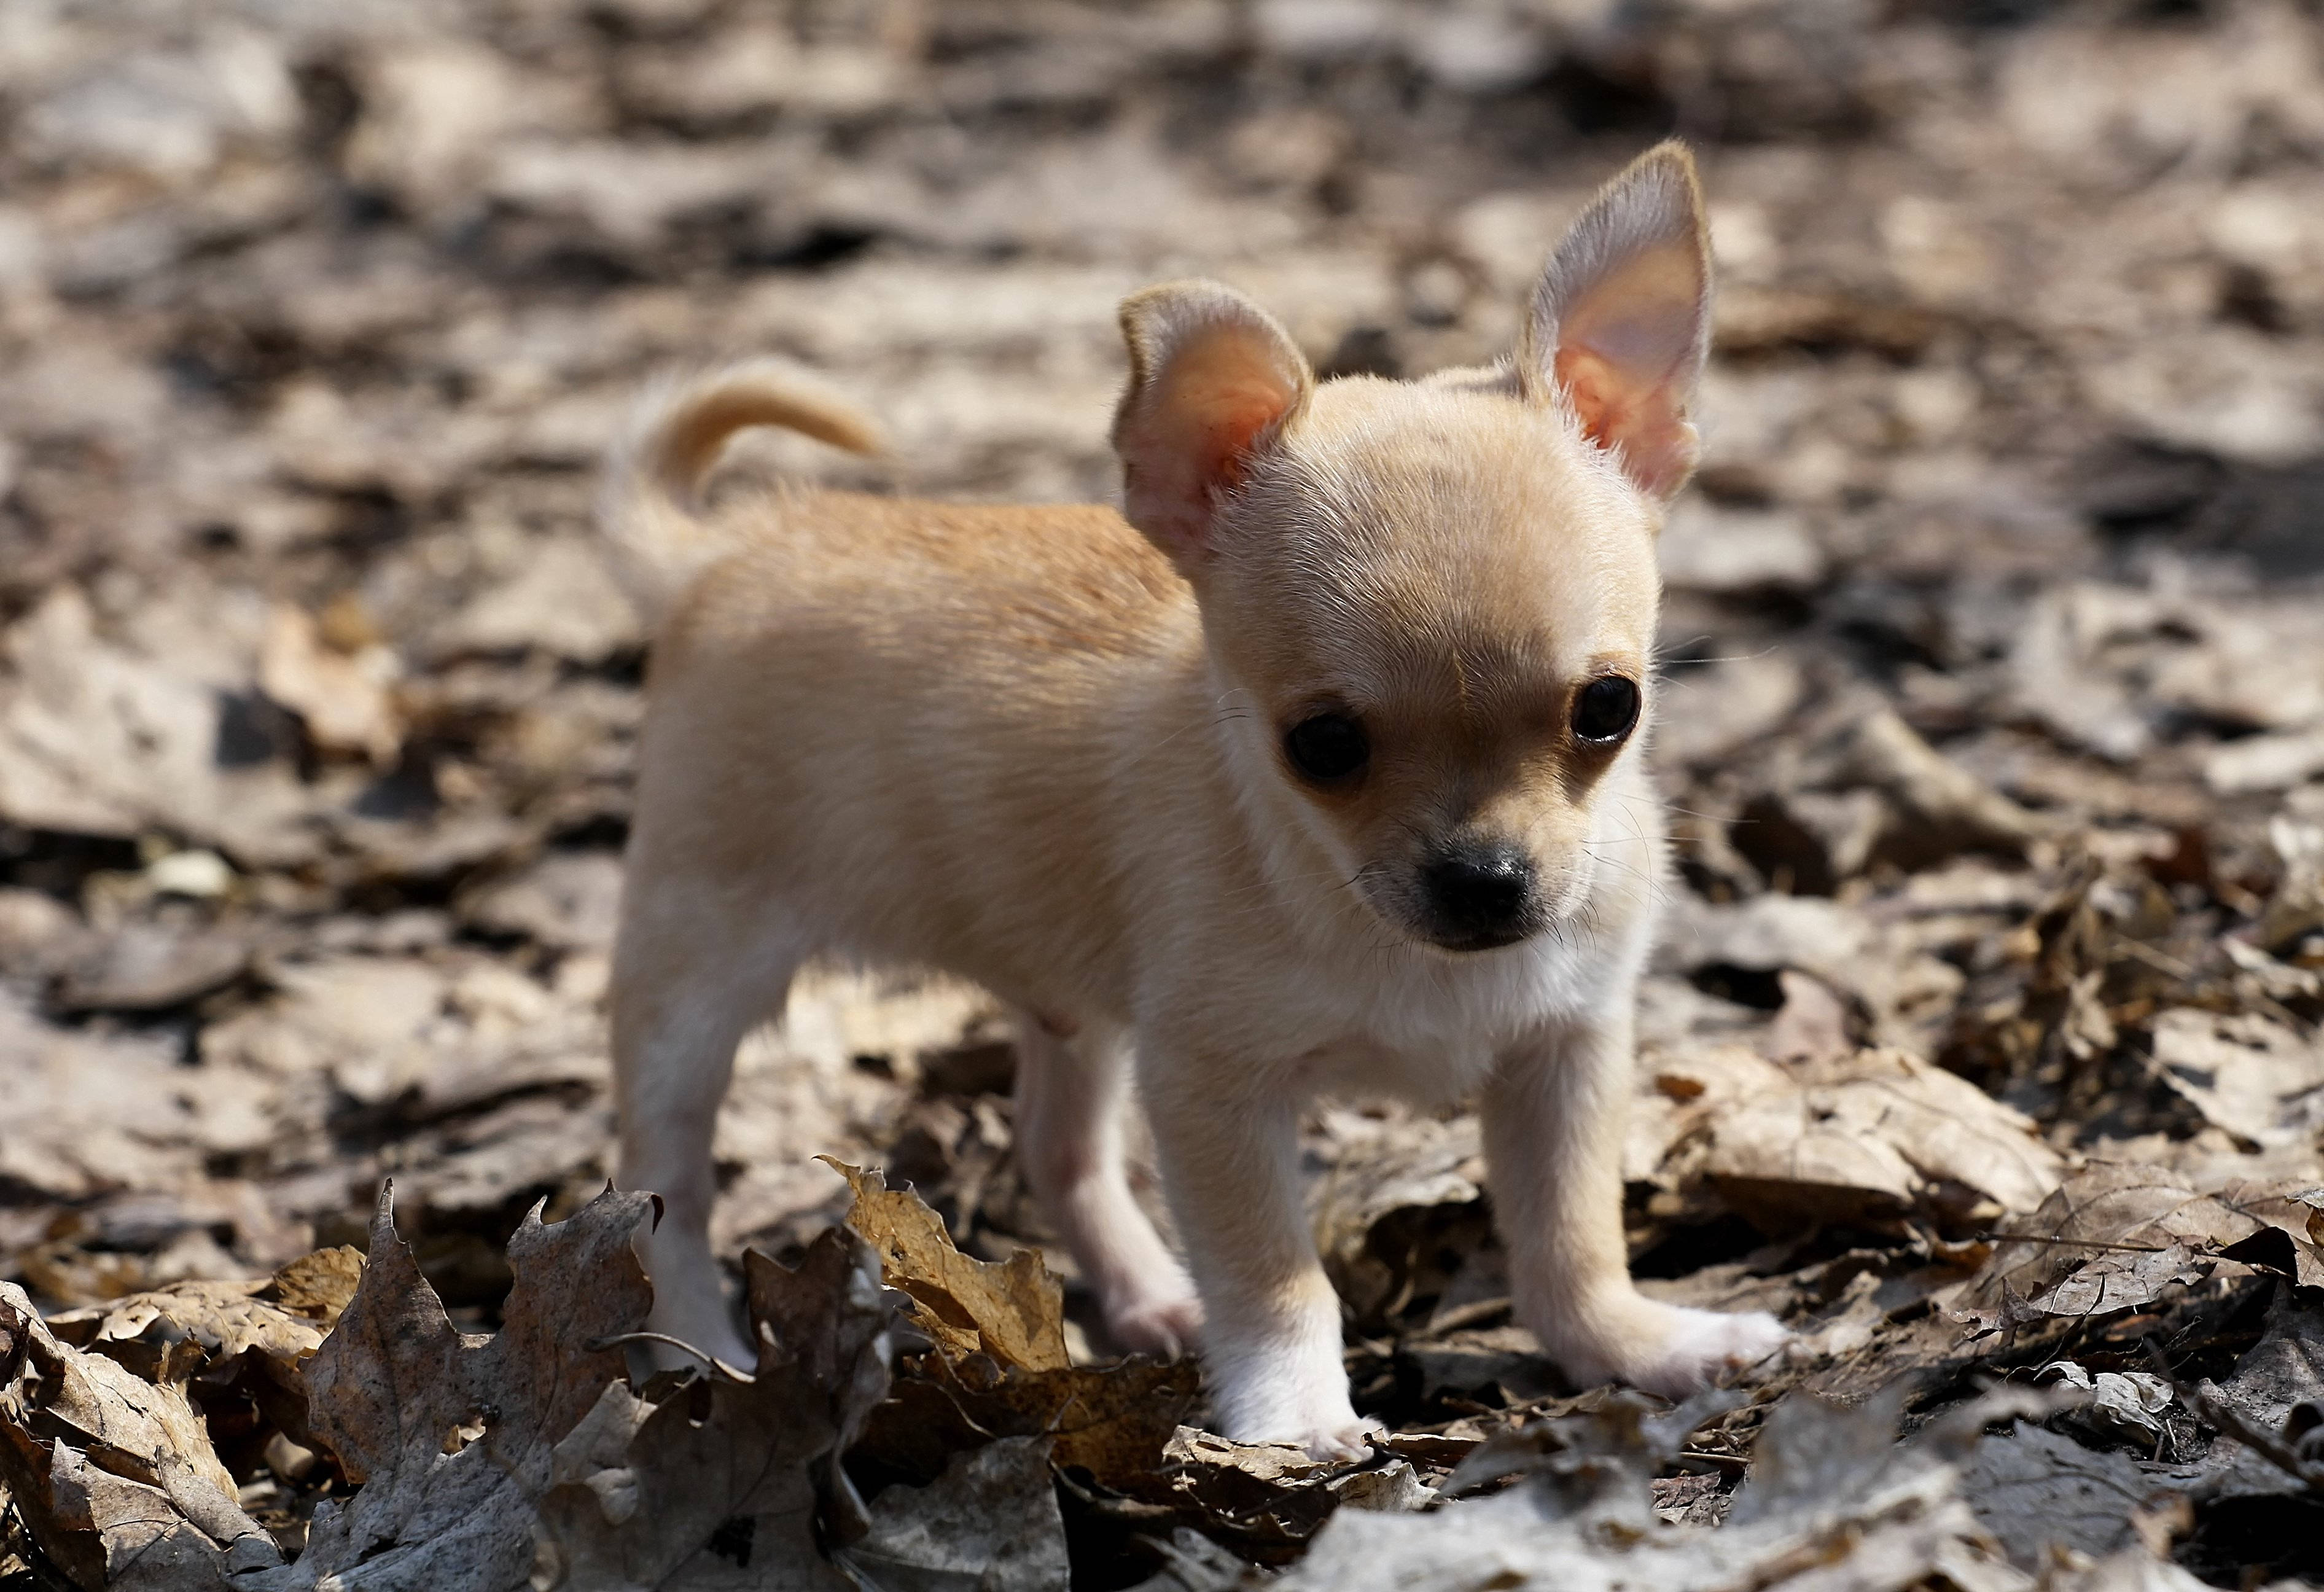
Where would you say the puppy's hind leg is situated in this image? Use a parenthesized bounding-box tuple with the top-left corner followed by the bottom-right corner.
(1012, 1014, 1201, 1357)
(613, 873, 803, 1372)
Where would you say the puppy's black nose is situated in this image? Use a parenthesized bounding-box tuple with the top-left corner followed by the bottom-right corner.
(1421, 843, 1536, 948)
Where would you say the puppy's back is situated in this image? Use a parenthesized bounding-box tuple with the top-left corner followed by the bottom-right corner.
(610, 370, 1207, 1009)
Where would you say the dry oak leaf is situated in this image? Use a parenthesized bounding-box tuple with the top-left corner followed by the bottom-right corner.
(258, 602, 402, 766)
(1141, 1427, 1431, 1566)
(1307, 1112, 1486, 1330)
(1967, 1163, 2324, 1332)
(1277, 1387, 2045, 1592)
(826, 1158, 1068, 1372)
(859, 1348, 1199, 1499)
(0, 1281, 283, 1590)
(1651, 1045, 2065, 1233)
(256, 1181, 652, 1591)
(43, 1246, 365, 1468)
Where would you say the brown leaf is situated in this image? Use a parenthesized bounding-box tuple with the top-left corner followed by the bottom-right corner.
(2148, 1008, 2324, 1150)
(828, 1158, 1069, 1373)
(1967, 1163, 2324, 1330)
(1102, 1424, 1438, 1575)
(535, 1225, 894, 1589)
(827, 1169, 1195, 1498)
(534, 1373, 845, 1591)
(269, 1246, 365, 1325)
(835, 1435, 1070, 1592)
(41, 1247, 365, 1468)
(260, 603, 401, 765)
(48, 1279, 320, 1385)
(1307, 1110, 1488, 1332)
(288, 1181, 651, 1589)
(1651, 1045, 2065, 1234)
(0, 1281, 283, 1588)
(1761, 970, 1855, 1064)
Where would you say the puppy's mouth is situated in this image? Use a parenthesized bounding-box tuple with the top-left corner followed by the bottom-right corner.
(1416, 921, 1538, 954)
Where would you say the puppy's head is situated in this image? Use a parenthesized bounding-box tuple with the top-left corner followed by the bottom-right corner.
(1111, 143, 1710, 953)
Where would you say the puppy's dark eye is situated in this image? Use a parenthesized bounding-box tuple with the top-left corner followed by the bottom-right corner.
(1284, 714, 1369, 782)
(1571, 676, 1641, 744)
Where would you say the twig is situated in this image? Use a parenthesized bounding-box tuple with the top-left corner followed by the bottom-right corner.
(1974, 1234, 2170, 1254)
(585, 1330, 757, 1382)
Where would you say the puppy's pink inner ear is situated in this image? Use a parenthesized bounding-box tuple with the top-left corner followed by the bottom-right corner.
(1119, 322, 1308, 568)
(1187, 375, 1294, 488)
(1550, 239, 1705, 502)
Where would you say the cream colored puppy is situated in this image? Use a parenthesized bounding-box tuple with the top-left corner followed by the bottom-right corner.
(605, 141, 1786, 1457)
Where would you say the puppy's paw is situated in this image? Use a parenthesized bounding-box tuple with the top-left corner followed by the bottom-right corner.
(1106, 1290, 1205, 1359)
(1610, 1305, 1790, 1399)
(1210, 1360, 1379, 1462)
(1222, 1407, 1383, 1464)
(1295, 1414, 1386, 1465)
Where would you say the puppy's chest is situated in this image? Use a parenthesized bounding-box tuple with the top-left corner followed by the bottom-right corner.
(1280, 937, 1631, 1103)
(1304, 1029, 1500, 1104)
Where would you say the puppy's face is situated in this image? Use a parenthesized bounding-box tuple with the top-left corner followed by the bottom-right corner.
(1204, 383, 1661, 951)
(1112, 143, 1710, 953)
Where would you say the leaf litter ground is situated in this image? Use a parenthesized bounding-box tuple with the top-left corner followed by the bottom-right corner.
(5, 0, 2324, 1587)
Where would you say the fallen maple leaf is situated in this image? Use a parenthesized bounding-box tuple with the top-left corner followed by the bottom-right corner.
(265, 1182, 652, 1590)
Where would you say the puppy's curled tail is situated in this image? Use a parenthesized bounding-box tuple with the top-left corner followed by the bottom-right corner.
(599, 361, 884, 630)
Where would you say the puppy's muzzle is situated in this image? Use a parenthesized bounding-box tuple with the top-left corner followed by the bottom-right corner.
(1419, 841, 1538, 951)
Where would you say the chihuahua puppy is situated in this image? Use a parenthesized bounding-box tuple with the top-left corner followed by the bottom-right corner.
(605, 141, 1786, 1457)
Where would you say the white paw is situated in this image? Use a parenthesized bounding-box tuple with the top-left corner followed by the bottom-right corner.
(1208, 1351, 1379, 1461)
(1295, 1414, 1386, 1464)
(1106, 1290, 1205, 1359)
(1220, 1404, 1383, 1463)
(1618, 1306, 1791, 1399)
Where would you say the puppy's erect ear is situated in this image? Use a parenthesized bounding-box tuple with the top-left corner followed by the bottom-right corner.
(1112, 280, 1314, 572)
(1519, 141, 1712, 503)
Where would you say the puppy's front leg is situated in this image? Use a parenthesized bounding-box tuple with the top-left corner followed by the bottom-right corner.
(1486, 1012, 1787, 1397)
(1144, 1059, 1369, 1459)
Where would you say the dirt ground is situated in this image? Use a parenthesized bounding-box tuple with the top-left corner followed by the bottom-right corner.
(4, 1, 2324, 1588)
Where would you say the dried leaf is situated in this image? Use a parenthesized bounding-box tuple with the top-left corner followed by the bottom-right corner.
(533, 1375, 844, 1591)
(2148, 1009, 2324, 1150)
(831, 1171, 1195, 1500)
(1653, 1045, 2064, 1233)
(856, 1329, 1197, 1496)
(1967, 1164, 2324, 1329)
(829, 1160, 1067, 1373)
(259, 603, 402, 765)
(1280, 1387, 2040, 1591)
(1307, 1111, 1487, 1331)
(0, 1282, 283, 1588)
(1959, 1424, 2161, 1566)
(1141, 1426, 1427, 1564)
(835, 1435, 1070, 1592)
(2037, 1363, 2177, 1446)
(280, 1182, 651, 1590)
